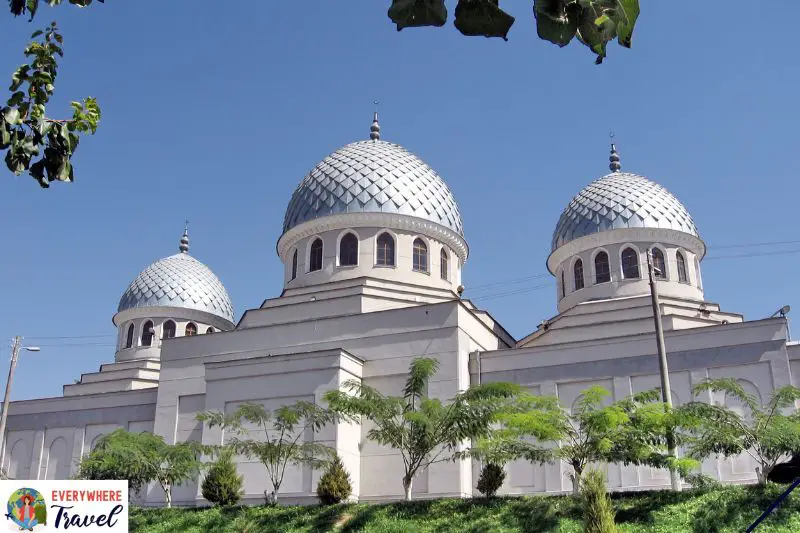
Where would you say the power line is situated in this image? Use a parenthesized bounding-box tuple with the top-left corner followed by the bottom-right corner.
(23, 334, 115, 340)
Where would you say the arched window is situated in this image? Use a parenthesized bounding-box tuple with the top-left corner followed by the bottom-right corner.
(125, 324, 134, 349)
(339, 232, 358, 266)
(621, 247, 640, 279)
(412, 238, 428, 273)
(376, 232, 395, 266)
(676, 251, 688, 283)
(695, 258, 702, 289)
(560, 270, 566, 299)
(185, 322, 197, 336)
(440, 248, 449, 280)
(594, 252, 611, 284)
(573, 259, 584, 291)
(652, 248, 666, 279)
(206, 327, 214, 334)
(141, 321, 154, 347)
(291, 249, 298, 280)
(309, 238, 323, 272)
(163, 320, 176, 339)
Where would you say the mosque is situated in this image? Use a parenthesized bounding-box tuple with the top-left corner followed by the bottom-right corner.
(1, 114, 797, 505)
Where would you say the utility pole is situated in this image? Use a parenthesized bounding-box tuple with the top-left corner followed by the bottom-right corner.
(0, 337, 40, 470)
(646, 249, 682, 492)
(0, 337, 21, 469)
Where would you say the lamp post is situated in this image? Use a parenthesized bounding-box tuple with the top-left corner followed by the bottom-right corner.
(646, 249, 682, 492)
(0, 337, 41, 469)
(771, 305, 792, 342)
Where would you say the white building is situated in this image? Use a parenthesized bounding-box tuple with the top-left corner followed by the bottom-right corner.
(2, 115, 797, 504)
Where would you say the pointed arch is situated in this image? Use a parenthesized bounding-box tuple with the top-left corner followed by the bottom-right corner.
(594, 251, 611, 284)
(573, 258, 584, 291)
(185, 322, 197, 336)
(621, 247, 640, 279)
(412, 238, 428, 273)
(309, 238, 323, 272)
(206, 327, 214, 334)
(141, 321, 154, 347)
(125, 323, 135, 349)
(695, 257, 703, 289)
(440, 247, 449, 280)
(651, 248, 666, 279)
(376, 231, 395, 266)
(338, 232, 359, 266)
(676, 251, 688, 283)
(163, 320, 176, 339)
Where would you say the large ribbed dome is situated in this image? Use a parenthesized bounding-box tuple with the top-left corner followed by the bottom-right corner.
(117, 247, 235, 324)
(551, 171, 700, 251)
(282, 139, 464, 236)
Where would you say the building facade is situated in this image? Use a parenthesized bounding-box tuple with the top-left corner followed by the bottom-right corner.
(2, 116, 797, 504)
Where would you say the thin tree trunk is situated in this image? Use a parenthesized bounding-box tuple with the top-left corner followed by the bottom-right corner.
(756, 465, 768, 485)
(571, 466, 583, 495)
(403, 475, 413, 501)
(164, 483, 172, 508)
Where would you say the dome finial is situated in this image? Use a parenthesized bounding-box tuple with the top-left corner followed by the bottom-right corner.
(370, 100, 381, 141)
(609, 132, 621, 172)
(179, 220, 190, 253)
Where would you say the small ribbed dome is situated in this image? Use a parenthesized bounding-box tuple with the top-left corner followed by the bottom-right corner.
(551, 172, 700, 251)
(282, 140, 464, 236)
(117, 253, 235, 324)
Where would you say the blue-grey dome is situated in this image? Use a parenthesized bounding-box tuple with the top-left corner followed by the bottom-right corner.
(117, 252, 235, 324)
(552, 172, 700, 251)
(283, 140, 464, 236)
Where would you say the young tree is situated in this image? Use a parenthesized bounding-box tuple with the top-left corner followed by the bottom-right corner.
(316, 455, 353, 504)
(678, 379, 800, 484)
(201, 447, 244, 507)
(386, 0, 640, 64)
(75, 429, 202, 507)
(581, 468, 618, 533)
(324, 357, 521, 501)
(197, 401, 335, 504)
(468, 386, 694, 494)
(476, 463, 505, 498)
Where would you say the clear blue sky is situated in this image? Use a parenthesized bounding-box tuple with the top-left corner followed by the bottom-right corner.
(1, 1, 799, 400)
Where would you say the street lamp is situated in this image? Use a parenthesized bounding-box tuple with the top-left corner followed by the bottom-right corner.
(0, 337, 42, 469)
(771, 305, 792, 341)
(646, 249, 681, 492)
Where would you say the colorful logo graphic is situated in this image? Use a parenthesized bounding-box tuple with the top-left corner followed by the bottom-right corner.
(5, 487, 46, 531)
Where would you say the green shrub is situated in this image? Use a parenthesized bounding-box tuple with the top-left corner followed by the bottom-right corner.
(476, 463, 506, 497)
(316, 456, 352, 505)
(581, 468, 617, 533)
(201, 448, 243, 507)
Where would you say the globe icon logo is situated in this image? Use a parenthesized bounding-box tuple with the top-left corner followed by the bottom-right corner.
(5, 488, 46, 531)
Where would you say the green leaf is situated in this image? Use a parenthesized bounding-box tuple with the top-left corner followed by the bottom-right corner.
(388, 0, 448, 31)
(9, 65, 31, 92)
(453, 0, 515, 41)
(533, 0, 581, 47)
(8, 91, 25, 107)
(615, 0, 640, 48)
(2, 107, 21, 125)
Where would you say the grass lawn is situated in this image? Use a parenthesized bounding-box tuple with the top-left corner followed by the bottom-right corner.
(130, 484, 800, 533)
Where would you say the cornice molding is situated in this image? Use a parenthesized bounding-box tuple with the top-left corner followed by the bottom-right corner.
(276, 212, 470, 264)
(547, 228, 706, 274)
